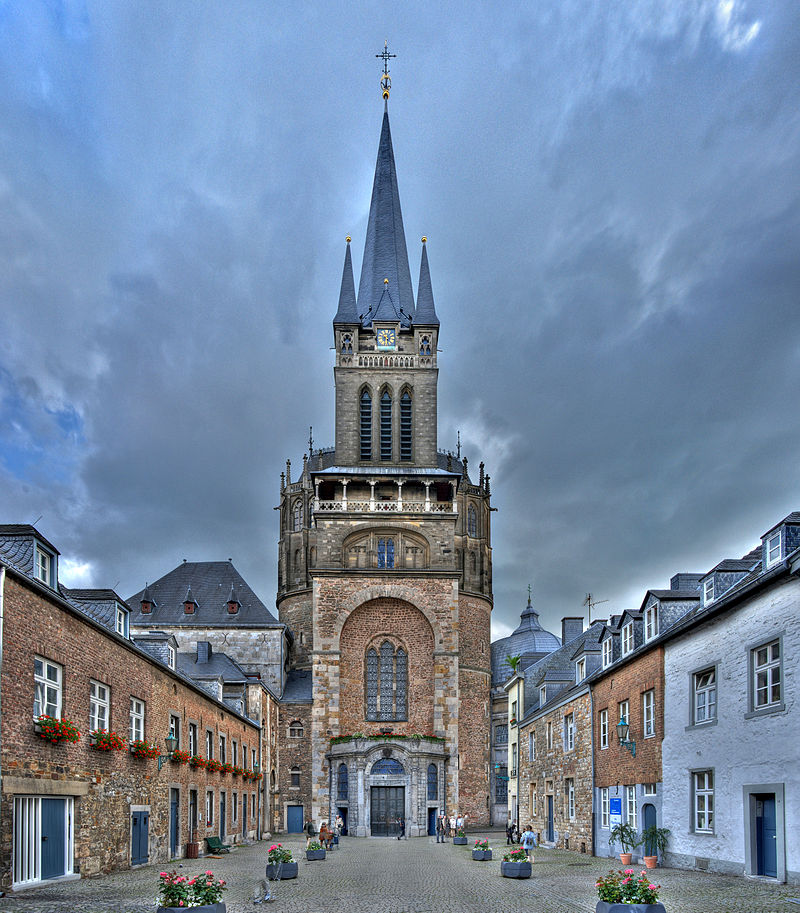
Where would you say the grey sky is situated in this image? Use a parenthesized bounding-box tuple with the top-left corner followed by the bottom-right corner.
(1, 1, 798, 639)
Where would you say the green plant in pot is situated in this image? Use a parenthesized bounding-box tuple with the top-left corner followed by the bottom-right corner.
(609, 822, 641, 863)
(640, 826, 670, 868)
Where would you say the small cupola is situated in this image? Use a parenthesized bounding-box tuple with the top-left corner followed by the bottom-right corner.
(226, 583, 241, 615)
(140, 583, 153, 615)
(183, 585, 198, 615)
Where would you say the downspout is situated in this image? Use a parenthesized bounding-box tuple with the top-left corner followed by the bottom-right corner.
(516, 676, 521, 835)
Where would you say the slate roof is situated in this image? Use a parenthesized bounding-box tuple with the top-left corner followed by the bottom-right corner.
(709, 558, 759, 573)
(414, 241, 439, 326)
(62, 588, 128, 632)
(127, 560, 280, 628)
(282, 669, 313, 703)
(0, 524, 60, 577)
(763, 512, 800, 536)
(643, 589, 700, 601)
(491, 596, 561, 687)
(333, 238, 358, 324)
(177, 649, 249, 683)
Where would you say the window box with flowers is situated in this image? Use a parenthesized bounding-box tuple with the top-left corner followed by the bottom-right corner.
(89, 729, 127, 751)
(206, 758, 223, 773)
(189, 754, 207, 770)
(220, 762, 234, 777)
(157, 869, 227, 913)
(170, 749, 190, 765)
(266, 844, 297, 880)
(595, 869, 665, 913)
(34, 715, 81, 745)
(472, 838, 492, 861)
(130, 739, 159, 759)
(501, 847, 532, 878)
(232, 765, 244, 778)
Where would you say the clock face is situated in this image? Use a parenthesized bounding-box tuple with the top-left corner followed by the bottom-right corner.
(376, 328, 396, 348)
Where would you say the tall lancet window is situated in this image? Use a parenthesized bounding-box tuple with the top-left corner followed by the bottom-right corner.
(366, 649, 379, 719)
(360, 389, 372, 460)
(400, 391, 412, 461)
(379, 641, 394, 720)
(380, 390, 392, 460)
(365, 641, 408, 721)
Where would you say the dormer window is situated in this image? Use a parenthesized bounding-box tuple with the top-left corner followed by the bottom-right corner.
(539, 686, 546, 705)
(766, 531, 781, 567)
(35, 544, 54, 587)
(575, 657, 586, 683)
(115, 604, 129, 637)
(644, 604, 659, 641)
(621, 622, 633, 655)
(167, 644, 176, 670)
(602, 638, 612, 668)
(703, 578, 714, 605)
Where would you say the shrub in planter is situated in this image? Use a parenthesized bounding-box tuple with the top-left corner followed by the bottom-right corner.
(157, 869, 227, 912)
(595, 869, 664, 913)
(129, 739, 159, 759)
(453, 828, 468, 845)
(472, 839, 492, 861)
(35, 715, 81, 745)
(306, 840, 326, 861)
(171, 749, 190, 764)
(609, 822, 642, 863)
(640, 826, 670, 868)
(266, 843, 297, 880)
(88, 729, 127, 751)
(501, 847, 531, 878)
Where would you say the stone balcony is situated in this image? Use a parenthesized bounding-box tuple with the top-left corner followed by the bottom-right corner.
(315, 499, 455, 514)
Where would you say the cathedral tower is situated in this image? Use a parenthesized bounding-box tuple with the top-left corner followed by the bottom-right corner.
(277, 59, 492, 833)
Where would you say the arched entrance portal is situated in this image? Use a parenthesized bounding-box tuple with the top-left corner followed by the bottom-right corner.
(369, 757, 405, 837)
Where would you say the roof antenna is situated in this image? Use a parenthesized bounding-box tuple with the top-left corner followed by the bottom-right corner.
(583, 592, 609, 623)
(30, 514, 43, 526)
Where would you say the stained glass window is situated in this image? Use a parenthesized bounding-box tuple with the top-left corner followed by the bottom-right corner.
(360, 390, 372, 460)
(380, 641, 394, 720)
(396, 648, 407, 720)
(427, 763, 438, 800)
(400, 391, 412, 461)
(378, 538, 395, 569)
(371, 758, 404, 775)
(337, 763, 348, 800)
(380, 391, 392, 460)
(366, 649, 378, 720)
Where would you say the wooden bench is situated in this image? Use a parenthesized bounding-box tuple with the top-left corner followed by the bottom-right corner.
(205, 836, 231, 854)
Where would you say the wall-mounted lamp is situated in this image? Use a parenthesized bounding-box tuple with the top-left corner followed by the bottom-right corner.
(158, 733, 179, 771)
(616, 716, 636, 757)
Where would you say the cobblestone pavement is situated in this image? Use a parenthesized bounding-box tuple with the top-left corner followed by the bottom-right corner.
(1, 830, 795, 913)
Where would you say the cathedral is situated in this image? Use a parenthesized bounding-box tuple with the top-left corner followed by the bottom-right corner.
(277, 82, 494, 834)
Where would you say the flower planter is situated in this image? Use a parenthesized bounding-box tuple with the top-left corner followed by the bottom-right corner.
(453, 836, 468, 845)
(306, 848, 326, 860)
(596, 903, 665, 913)
(158, 905, 225, 913)
(266, 862, 298, 880)
(619, 853, 633, 865)
(643, 856, 658, 869)
(501, 860, 531, 878)
(472, 849, 492, 861)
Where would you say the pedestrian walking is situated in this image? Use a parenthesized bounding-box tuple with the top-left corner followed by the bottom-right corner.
(506, 818, 514, 845)
(398, 816, 406, 839)
(520, 823, 536, 862)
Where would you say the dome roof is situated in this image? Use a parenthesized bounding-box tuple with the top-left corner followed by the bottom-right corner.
(491, 594, 561, 686)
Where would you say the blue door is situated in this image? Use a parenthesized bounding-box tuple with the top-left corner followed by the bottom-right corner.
(756, 795, 777, 878)
(131, 811, 149, 865)
(642, 804, 657, 855)
(427, 808, 437, 835)
(41, 798, 66, 880)
(547, 796, 554, 843)
(219, 793, 226, 840)
(170, 790, 180, 858)
(287, 805, 304, 833)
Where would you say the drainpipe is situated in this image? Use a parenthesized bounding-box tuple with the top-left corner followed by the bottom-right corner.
(516, 676, 521, 835)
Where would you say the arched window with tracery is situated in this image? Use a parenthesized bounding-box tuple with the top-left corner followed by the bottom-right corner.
(360, 389, 372, 460)
(293, 500, 303, 531)
(427, 763, 438, 800)
(371, 758, 404, 775)
(341, 333, 353, 354)
(337, 763, 348, 799)
(366, 640, 408, 721)
(380, 390, 392, 460)
(420, 335, 431, 356)
(467, 504, 477, 537)
(400, 390, 412, 461)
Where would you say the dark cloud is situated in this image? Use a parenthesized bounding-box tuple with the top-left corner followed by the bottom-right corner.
(1, 2, 798, 640)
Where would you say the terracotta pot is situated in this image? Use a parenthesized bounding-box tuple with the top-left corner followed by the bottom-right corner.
(619, 853, 633, 865)
(643, 855, 658, 869)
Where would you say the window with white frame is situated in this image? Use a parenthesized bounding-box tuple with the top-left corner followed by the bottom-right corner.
(618, 699, 630, 728)
(206, 790, 214, 826)
(206, 730, 214, 758)
(546, 720, 553, 749)
(602, 638, 612, 668)
(529, 731, 535, 761)
(626, 785, 637, 827)
(188, 722, 198, 756)
(89, 680, 110, 731)
(600, 787, 609, 828)
(643, 783, 657, 796)
(703, 578, 714, 605)
(232, 742, 238, 766)
(621, 622, 633, 655)
(539, 684, 547, 704)
(766, 531, 781, 566)
(115, 604, 128, 637)
(564, 713, 575, 751)
(130, 698, 145, 742)
(644, 603, 659, 641)
(219, 734, 226, 764)
(34, 545, 53, 587)
(576, 657, 586, 682)
(565, 778, 575, 819)
(599, 708, 609, 749)
(752, 640, 781, 709)
(169, 714, 181, 747)
(34, 656, 62, 719)
(693, 770, 714, 833)
(167, 644, 176, 670)
(511, 742, 518, 773)
(693, 668, 716, 724)
(643, 689, 655, 738)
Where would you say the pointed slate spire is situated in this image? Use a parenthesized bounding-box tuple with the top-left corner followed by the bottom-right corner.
(333, 237, 359, 324)
(357, 108, 415, 326)
(414, 238, 439, 326)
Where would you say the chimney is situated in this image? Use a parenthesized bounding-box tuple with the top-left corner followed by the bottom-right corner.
(183, 585, 198, 615)
(561, 616, 584, 644)
(197, 642, 212, 663)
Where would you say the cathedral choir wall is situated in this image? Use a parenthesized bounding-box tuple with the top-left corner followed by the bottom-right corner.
(277, 703, 312, 830)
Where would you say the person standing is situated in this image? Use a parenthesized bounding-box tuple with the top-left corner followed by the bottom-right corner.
(506, 818, 514, 845)
(398, 816, 405, 840)
(520, 823, 536, 861)
(448, 813, 456, 837)
(436, 814, 445, 843)
(336, 814, 345, 837)
(305, 817, 317, 849)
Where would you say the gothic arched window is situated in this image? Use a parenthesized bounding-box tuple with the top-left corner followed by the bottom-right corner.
(360, 389, 372, 460)
(380, 390, 392, 460)
(467, 504, 477, 537)
(400, 390, 412, 461)
(420, 335, 431, 356)
(341, 333, 353, 354)
(293, 500, 303, 531)
(377, 537, 395, 569)
(337, 763, 348, 799)
(427, 763, 438, 800)
(365, 640, 408, 721)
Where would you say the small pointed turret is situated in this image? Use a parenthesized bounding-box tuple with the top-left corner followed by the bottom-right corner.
(333, 237, 359, 324)
(414, 238, 439, 326)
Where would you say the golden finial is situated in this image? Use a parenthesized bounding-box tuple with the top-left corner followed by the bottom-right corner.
(421, 236, 427, 243)
(346, 236, 351, 243)
(377, 40, 396, 100)
(384, 278, 389, 284)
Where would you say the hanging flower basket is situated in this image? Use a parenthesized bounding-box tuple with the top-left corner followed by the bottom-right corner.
(89, 729, 127, 751)
(35, 715, 81, 745)
(189, 754, 207, 769)
(170, 749, 190, 764)
(129, 739, 159, 759)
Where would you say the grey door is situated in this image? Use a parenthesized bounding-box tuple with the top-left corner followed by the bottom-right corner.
(219, 793, 226, 840)
(131, 810, 149, 865)
(755, 794, 777, 878)
(547, 795, 554, 843)
(370, 786, 404, 836)
(41, 798, 66, 880)
(170, 789, 180, 858)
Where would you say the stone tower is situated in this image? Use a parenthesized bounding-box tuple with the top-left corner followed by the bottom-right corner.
(276, 85, 493, 834)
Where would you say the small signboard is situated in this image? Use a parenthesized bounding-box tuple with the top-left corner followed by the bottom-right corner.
(609, 796, 622, 829)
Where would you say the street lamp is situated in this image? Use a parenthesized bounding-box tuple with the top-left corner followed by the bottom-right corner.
(616, 716, 636, 757)
(158, 733, 179, 771)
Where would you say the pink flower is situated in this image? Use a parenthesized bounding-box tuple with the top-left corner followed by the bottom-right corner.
(206, 870, 213, 875)
(649, 884, 657, 890)
(160, 872, 168, 878)
(625, 868, 633, 874)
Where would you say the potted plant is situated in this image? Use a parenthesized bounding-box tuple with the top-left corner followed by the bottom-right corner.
(34, 715, 81, 745)
(609, 822, 641, 864)
(501, 846, 532, 878)
(595, 869, 664, 913)
(88, 729, 127, 751)
(306, 840, 326, 861)
(472, 838, 492, 861)
(453, 828, 468, 845)
(156, 869, 227, 913)
(171, 749, 190, 765)
(640, 826, 670, 869)
(129, 739, 159, 759)
(266, 843, 297, 880)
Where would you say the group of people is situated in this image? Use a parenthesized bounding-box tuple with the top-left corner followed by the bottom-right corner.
(305, 815, 345, 849)
(506, 819, 537, 859)
(435, 811, 467, 842)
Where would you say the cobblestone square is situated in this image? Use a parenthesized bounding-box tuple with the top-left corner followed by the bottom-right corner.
(1, 830, 794, 913)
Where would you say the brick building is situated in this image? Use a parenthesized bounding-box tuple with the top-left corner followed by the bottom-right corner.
(0, 525, 264, 891)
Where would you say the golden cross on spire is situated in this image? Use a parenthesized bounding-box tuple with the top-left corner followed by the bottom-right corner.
(377, 39, 396, 100)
